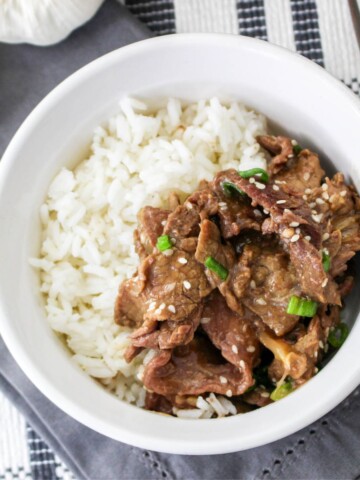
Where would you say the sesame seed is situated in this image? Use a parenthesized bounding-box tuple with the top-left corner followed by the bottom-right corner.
(232, 345, 238, 354)
(322, 192, 329, 200)
(316, 198, 325, 205)
(220, 376, 228, 384)
(323, 247, 329, 255)
(322, 233, 330, 241)
(305, 188, 312, 194)
(273, 185, 280, 191)
(186, 202, 193, 210)
(226, 390, 233, 397)
(239, 360, 245, 369)
(183, 280, 191, 290)
(296, 228, 300, 234)
(312, 213, 323, 223)
(178, 257, 188, 264)
(305, 235, 311, 241)
(148, 301, 156, 311)
(329, 194, 337, 203)
(288, 154, 294, 159)
(309, 202, 316, 208)
(314, 367, 319, 374)
(275, 180, 282, 184)
(254, 209, 262, 217)
(290, 234, 300, 242)
(322, 183, 328, 191)
(282, 228, 295, 239)
(249, 177, 255, 184)
(247, 346, 256, 353)
(250, 280, 256, 289)
(218, 202, 227, 207)
(168, 305, 176, 313)
(314, 351, 318, 359)
(261, 392, 270, 398)
(284, 209, 291, 214)
(291, 139, 297, 146)
(340, 190, 347, 197)
(303, 172, 310, 181)
(319, 340, 324, 349)
(256, 298, 267, 305)
(200, 317, 211, 325)
(263, 208, 269, 214)
(255, 182, 266, 190)
(163, 248, 174, 257)
(312, 209, 318, 214)
(322, 278, 328, 287)
(276, 199, 286, 204)
(161, 220, 166, 226)
(159, 303, 166, 310)
(303, 195, 308, 201)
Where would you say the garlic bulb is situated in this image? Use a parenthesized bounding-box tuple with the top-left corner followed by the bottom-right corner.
(0, 0, 105, 46)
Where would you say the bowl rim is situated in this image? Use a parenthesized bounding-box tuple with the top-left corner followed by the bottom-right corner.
(0, 33, 360, 455)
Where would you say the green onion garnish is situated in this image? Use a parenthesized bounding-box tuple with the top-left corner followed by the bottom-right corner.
(238, 168, 269, 183)
(156, 235, 173, 252)
(293, 144, 302, 155)
(328, 322, 349, 348)
(287, 295, 318, 317)
(270, 381, 293, 401)
(222, 181, 245, 197)
(322, 252, 331, 273)
(204, 256, 228, 281)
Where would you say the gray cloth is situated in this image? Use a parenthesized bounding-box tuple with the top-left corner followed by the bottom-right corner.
(0, 1, 359, 479)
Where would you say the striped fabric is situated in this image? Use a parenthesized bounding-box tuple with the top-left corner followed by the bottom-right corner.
(123, 0, 360, 95)
(1, 1, 359, 480)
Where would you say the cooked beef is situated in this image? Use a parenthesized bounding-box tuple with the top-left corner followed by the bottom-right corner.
(114, 134, 358, 417)
(145, 392, 173, 415)
(130, 305, 203, 352)
(239, 244, 302, 336)
(142, 336, 254, 396)
(257, 135, 294, 175)
(201, 292, 260, 370)
(135, 206, 170, 258)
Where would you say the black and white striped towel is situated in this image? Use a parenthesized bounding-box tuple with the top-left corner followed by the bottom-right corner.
(1, 1, 359, 479)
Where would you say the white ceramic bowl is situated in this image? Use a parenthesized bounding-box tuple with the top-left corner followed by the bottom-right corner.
(0, 34, 360, 455)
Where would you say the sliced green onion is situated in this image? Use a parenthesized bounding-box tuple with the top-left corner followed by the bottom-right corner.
(156, 235, 173, 252)
(293, 144, 302, 155)
(287, 295, 318, 317)
(222, 181, 245, 197)
(205, 256, 228, 281)
(238, 168, 269, 183)
(328, 322, 349, 348)
(270, 381, 293, 401)
(322, 252, 331, 273)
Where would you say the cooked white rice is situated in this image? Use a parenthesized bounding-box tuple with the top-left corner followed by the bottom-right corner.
(30, 97, 267, 418)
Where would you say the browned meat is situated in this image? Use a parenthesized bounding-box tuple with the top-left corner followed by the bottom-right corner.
(242, 386, 272, 407)
(145, 392, 173, 415)
(201, 292, 260, 370)
(135, 206, 170, 258)
(115, 249, 212, 327)
(274, 150, 324, 195)
(164, 204, 200, 245)
(257, 135, 293, 175)
(195, 219, 235, 288)
(130, 305, 203, 351)
(239, 244, 302, 336)
(213, 169, 340, 305)
(143, 337, 254, 397)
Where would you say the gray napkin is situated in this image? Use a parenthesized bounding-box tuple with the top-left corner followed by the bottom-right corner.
(0, 1, 359, 479)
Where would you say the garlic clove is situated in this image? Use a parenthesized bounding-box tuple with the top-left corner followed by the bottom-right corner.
(0, 0, 105, 46)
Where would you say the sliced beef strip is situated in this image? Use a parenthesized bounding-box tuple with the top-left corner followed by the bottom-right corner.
(257, 135, 293, 175)
(239, 244, 302, 336)
(142, 336, 254, 397)
(135, 206, 170, 258)
(213, 169, 340, 305)
(130, 305, 203, 352)
(273, 150, 325, 195)
(115, 249, 212, 327)
(201, 291, 260, 373)
(242, 386, 272, 407)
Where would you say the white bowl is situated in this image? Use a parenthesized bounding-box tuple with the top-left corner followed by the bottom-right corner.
(0, 34, 360, 455)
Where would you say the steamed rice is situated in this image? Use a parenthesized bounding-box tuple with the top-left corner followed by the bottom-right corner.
(30, 97, 268, 418)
